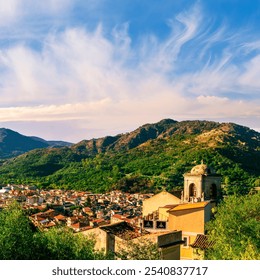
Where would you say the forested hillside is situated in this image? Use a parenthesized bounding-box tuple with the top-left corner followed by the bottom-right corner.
(0, 119, 259, 194)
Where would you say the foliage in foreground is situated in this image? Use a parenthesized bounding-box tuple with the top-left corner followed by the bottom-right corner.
(0, 202, 110, 260)
(116, 237, 161, 260)
(206, 192, 260, 260)
(0, 202, 162, 260)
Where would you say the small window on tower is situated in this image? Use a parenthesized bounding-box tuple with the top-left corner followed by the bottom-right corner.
(183, 236, 189, 247)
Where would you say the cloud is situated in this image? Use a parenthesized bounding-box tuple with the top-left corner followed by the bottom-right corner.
(136, 3, 202, 74)
(0, 0, 21, 26)
(0, 1, 259, 141)
(239, 55, 260, 90)
(0, 0, 72, 26)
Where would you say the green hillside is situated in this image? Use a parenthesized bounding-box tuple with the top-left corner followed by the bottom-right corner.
(0, 119, 259, 194)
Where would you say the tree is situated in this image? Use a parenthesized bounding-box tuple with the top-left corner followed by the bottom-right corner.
(0, 202, 35, 259)
(206, 192, 260, 260)
(34, 227, 109, 260)
(116, 237, 161, 260)
(0, 202, 111, 260)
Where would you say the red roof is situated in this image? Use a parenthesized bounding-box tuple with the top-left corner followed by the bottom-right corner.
(190, 234, 215, 249)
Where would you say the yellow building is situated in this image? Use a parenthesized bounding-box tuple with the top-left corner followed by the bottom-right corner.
(167, 201, 212, 259)
(141, 162, 222, 260)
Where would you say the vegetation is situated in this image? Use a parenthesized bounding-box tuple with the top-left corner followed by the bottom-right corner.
(0, 202, 109, 260)
(0, 203, 160, 260)
(116, 238, 162, 260)
(0, 202, 35, 259)
(0, 120, 259, 195)
(206, 192, 260, 260)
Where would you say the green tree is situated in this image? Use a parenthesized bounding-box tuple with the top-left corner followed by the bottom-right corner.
(0, 202, 35, 259)
(34, 227, 106, 260)
(0, 202, 111, 260)
(116, 237, 161, 260)
(206, 193, 260, 260)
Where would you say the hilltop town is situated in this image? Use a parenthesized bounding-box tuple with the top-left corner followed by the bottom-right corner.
(0, 162, 225, 260)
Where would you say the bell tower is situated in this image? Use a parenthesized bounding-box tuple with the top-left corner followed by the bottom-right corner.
(182, 162, 222, 203)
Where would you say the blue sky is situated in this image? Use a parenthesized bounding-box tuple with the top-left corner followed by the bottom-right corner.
(0, 0, 259, 142)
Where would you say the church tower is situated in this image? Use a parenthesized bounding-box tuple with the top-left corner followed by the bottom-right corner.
(182, 162, 222, 203)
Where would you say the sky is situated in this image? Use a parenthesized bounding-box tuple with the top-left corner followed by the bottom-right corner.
(0, 0, 259, 142)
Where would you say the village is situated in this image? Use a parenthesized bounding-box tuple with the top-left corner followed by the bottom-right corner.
(0, 162, 223, 260)
(0, 184, 149, 231)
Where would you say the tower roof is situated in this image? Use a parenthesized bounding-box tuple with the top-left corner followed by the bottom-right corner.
(189, 163, 215, 176)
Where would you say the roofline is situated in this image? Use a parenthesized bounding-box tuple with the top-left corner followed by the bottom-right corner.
(183, 173, 222, 177)
(167, 201, 210, 212)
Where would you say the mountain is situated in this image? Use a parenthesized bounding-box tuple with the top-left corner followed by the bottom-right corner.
(0, 119, 259, 194)
(0, 128, 72, 159)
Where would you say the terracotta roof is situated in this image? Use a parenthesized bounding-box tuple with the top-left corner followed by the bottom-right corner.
(190, 234, 215, 249)
(101, 221, 141, 240)
(92, 218, 105, 224)
(112, 214, 124, 219)
(168, 201, 209, 212)
(45, 209, 55, 213)
(42, 221, 56, 228)
(71, 222, 89, 229)
(54, 214, 67, 221)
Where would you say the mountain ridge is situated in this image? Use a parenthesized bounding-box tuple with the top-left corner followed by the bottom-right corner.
(0, 128, 73, 159)
(0, 119, 259, 194)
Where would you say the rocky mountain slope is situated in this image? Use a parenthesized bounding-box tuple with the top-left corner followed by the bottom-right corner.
(0, 119, 259, 194)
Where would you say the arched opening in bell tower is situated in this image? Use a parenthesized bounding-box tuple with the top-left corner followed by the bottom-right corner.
(189, 183, 197, 198)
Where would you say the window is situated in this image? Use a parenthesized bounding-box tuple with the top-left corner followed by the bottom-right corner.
(183, 236, 189, 247)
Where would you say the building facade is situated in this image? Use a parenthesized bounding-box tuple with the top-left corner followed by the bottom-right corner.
(141, 162, 222, 260)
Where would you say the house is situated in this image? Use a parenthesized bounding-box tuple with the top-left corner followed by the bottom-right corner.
(142, 191, 181, 217)
(70, 222, 92, 233)
(167, 201, 212, 259)
(54, 214, 67, 224)
(81, 221, 183, 260)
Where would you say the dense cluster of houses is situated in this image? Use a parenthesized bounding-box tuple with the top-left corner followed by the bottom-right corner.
(0, 184, 150, 232)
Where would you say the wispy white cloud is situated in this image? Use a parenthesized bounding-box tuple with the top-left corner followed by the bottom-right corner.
(0, 0, 72, 25)
(0, 1, 259, 141)
(239, 55, 260, 90)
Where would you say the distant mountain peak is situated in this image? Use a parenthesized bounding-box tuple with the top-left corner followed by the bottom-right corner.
(0, 128, 72, 159)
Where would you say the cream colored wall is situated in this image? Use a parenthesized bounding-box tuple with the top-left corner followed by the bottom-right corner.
(158, 207, 170, 220)
(183, 175, 203, 201)
(81, 228, 108, 252)
(184, 174, 222, 201)
(143, 191, 180, 216)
